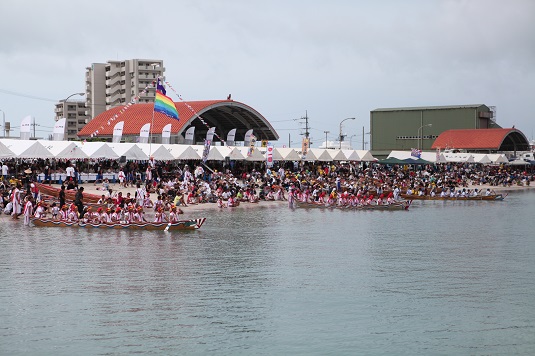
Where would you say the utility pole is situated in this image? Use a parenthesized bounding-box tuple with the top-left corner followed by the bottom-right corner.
(296, 111, 311, 145)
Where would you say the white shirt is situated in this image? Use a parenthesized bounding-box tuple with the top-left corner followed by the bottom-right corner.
(1, 164, 8, 176)
(66, 166, 75, 177)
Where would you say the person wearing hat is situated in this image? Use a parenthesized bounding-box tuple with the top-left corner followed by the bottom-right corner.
(100, 207, 111, 224)
(153, 207, 167, 223)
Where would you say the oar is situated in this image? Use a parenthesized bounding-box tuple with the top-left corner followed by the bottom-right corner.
(164, 222, 172, 232)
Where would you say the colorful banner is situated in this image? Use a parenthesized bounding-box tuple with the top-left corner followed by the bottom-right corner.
(247, 134, 256, 157)
(266, 143, 274, 168)
(112, 121, 124, 143)
(162, 123, 172, 144)
(20, 115, 32, 140)
(411, 148, 421, 158)
(53, 118, 66, 141)
(301, 137, 310, 160)
(202, 139, 211, 163)
(139, 123, 150, 144)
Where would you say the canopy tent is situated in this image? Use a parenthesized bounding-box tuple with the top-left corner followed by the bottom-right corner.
(354, 150, 376, 162)
(0, 140, 15, 158)
(237, 147, 265, 161)
(308, 148, 332, 162)
(487, 154, 509, 164)
(227, 147, 246, 160)
(136, 143, 176, 161)
(476, 155, 492, 164)
(342, 150, 361, 161)
(75, 142, 120, 159)
(327, 149, 347, 161)
(40, 140, 89, 159)
(2, 139, 55, 159)
(274, 147, 301, 161)
(107, 143, 149, 161)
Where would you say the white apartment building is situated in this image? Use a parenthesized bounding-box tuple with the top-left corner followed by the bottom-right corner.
(85, 59, 165, 119)
(54, 59, 165, 140)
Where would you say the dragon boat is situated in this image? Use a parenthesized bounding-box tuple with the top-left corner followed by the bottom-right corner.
(296, 200, 412, 210)
(399, 193, 506, 201)
(31, 217, 207, 231)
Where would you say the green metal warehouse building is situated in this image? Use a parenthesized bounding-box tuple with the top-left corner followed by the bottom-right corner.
(370, 104, 499, 157)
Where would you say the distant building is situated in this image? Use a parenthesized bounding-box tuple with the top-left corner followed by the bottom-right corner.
(54, 99, 88, 141)
(370, 104, 499, 157)
(54, 59, 165, 141)
(85, 59, 165, 119)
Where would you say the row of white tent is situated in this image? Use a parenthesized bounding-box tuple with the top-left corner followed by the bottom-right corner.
(0, 139, 378, 162)
(388, 150, 510, 164)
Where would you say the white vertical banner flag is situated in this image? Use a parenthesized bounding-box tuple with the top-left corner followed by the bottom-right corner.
(266, 143, 274, 168)
(226, 128, 237, 146)
(162, 123, 172, 144)
(206, 127, 216, 142)
(53, 118, 67, 141)
(244, 129, 253, 147)
(112, 121, 124, 143)
(20, 115, 32, 140)
(184, 126, 195, 145)
(139, 123, 150, 144)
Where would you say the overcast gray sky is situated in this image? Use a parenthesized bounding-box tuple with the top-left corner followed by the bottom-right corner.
(1, 0, 534, 147)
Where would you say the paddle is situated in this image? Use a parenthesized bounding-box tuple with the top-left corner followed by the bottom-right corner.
(164, 222, 171, 232)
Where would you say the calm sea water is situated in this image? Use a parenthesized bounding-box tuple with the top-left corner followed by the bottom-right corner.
(1, 190, 534, 355)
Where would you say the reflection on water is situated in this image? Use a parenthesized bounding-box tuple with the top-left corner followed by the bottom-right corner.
(1, 191, 535, 355)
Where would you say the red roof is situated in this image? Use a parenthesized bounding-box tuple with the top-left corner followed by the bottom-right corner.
(431, 128, 521, 150)
(78, 100, 230, 137)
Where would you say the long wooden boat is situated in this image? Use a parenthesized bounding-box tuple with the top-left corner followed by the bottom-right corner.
(31, 217, 207, 231)
(35, 182, 103, 203)
(296, 200, 412, 211)
(400, 193, 506, 201)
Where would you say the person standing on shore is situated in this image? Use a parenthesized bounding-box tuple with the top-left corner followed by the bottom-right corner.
(11, 183, 21, 219)
(23, 196, 33, 226)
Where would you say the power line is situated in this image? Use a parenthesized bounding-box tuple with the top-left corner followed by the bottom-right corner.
(0, 88, 58, 102)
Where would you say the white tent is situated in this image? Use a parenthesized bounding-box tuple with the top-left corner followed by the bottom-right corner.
(108, 143, 149, 161)
(75, 142, 120, 159)
(308, 148, 332, 162)
(1, 139, 54, 159)
(354, 150, 376, 162)
(237, 146, 265, 161)
(487, 154, 509, 164)
(476, 154, 492, 164)
(225, 147, 246, 160)
(40, 140, 88, 159)
(342, 149, 361, 161)
(327, 149, 347, 161)
(136, 143, 175, 161)
(275, 147, 301, 161)
(0, 140, 15, 158)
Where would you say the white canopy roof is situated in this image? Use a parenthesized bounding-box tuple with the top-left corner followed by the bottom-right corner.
(275, 147, 301, 161)
(237, 146, 265, 161)
(75, 142, 120, 159)
(40, 140, 89, 159)
(107, 143, 149, 161)
(136, 143, 175, 161)
(0, 139, 54, 159)
(308, 148, 332, 162)
(0, 140, 15, 158)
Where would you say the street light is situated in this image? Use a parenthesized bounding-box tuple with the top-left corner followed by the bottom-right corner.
(62, 93, 85, 141)
(339, 117, 355, 149)
(417, 123, 432, 151)
(324, 130, 329, 149)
